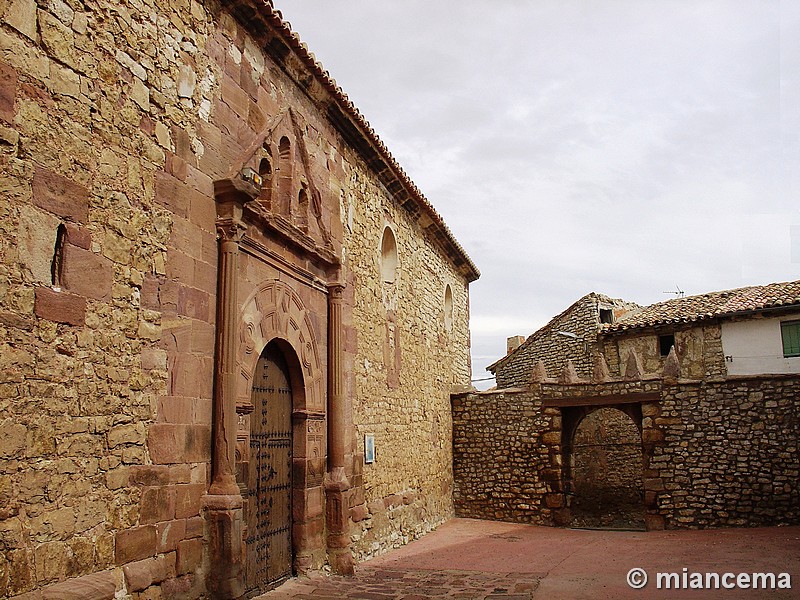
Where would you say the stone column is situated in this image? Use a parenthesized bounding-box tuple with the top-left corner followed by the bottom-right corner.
(325, 281, 354, 574)
(204, 178, 257, 599)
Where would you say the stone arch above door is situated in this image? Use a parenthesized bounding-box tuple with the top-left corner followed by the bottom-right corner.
(237, 280, 324, 415)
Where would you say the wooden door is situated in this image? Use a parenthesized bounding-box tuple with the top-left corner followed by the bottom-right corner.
(246, 343, 293, 592)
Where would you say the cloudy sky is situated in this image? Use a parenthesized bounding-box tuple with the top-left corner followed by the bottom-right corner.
(276, 1, 799, 387)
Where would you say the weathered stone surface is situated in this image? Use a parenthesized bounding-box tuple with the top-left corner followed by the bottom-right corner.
(33, 287, 86, 326)
(31, 167, 89, 223)
(115, 525, 157, 565)
(0, 59, 17, 120)
(454, 374, 799, 530)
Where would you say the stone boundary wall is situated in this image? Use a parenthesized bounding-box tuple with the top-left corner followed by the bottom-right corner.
(452, 373, 799, 530)
(452, 389, 560, 525)
(652, 375, 799, 528)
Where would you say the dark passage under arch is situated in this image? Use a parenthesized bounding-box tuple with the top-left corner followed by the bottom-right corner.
(565, 407, 645, 530)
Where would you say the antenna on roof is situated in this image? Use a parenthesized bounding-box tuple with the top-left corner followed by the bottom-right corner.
(662, 285, 685, 298)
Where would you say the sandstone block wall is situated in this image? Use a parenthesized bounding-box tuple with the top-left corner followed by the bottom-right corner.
(342, 164, 472, 561)
(1, 0, 474, 596)
(452, 390, 560, 525)
(453, 374, 799, 531)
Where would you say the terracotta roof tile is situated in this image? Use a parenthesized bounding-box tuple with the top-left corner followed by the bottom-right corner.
(603, 280, 800, 332)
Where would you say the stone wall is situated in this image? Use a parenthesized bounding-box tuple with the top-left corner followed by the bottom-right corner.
(452, 369, 799, 531)
(601, 324, 727, 380)
(342, 163, 472, 561)
(651, 375, 800, 527)
(1, 0, 475, 597)
(452, 390, 560, 525)
(492, 294, 637, 388)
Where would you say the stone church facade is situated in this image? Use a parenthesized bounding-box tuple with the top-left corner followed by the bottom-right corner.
(0, 2, 478, 598)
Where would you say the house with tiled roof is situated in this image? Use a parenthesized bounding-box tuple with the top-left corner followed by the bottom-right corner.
(599, 280, 800, 379)
(489, 281, 800, 388)
(487, 293, 640, 388)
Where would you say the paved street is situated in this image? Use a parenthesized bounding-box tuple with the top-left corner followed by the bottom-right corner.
(257, 518, 800, 599)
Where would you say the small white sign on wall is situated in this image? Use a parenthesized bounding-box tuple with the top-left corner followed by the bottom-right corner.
(364, 433, 375, 464)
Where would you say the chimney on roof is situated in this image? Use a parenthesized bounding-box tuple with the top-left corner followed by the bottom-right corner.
(507, 335, 525, 355)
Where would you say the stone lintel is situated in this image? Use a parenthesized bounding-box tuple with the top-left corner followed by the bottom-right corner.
(542, 392, 660, 407)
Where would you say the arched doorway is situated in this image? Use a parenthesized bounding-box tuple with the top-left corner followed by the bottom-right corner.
(569, 407, 645, 530)
(245, 340, 295, 593)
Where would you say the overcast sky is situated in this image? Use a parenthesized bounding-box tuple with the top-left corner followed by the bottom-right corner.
(275, 1, 799, 387)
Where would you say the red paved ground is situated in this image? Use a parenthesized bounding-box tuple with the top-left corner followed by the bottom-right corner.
(257, 518, 800, 599)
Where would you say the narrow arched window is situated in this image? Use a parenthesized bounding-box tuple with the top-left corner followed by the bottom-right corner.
(444, 284, 454, 331)
(297, 184, 309, 232)
(277, 136, 291, 215)
(380, 227, 398, 283)
(51, 224, 67, 288)
(258, 157, 272, 205)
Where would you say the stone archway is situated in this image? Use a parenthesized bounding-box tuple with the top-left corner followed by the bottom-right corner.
(568, 407, 645, 529)
(236, 280, 327, 575)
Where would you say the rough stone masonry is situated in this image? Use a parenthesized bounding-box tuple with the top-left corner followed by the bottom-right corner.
(0, 1, 479, 598)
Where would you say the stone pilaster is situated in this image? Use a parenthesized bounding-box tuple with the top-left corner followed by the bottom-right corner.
(204, 177, 258, 599)
(325, 281, 355, 574)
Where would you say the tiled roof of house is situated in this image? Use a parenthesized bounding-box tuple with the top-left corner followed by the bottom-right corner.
(603, 280, 800, 333)
(230, 1, 480, 281)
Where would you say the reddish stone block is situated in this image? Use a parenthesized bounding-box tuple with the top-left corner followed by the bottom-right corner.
(175, 483, 205, 519)
(292, 519, 324, 550)
(221, 76, 249, 117)
(166, 249, 195, 286)
(383, 494, 402, 509)
(166, 151, 188, 181)
(177, 286, 209, 321)
(140, 274, 160, 310)
(169, 464, 192, 484)
(157, 395, 194, 424)
(0, 60, 17, 122)
(350, 504, 368, 523)
(172, 125, 193, 162)
(123, 554, 172, 592)
(155, 171, 190, 218)
(129, 465, 170, 486)
(32, 166, 89, 223)
(158, 280, 181, 314)
(161, 574, 194, 597)
(38, 570, 116, 600)
(171, 353, 203, 397)
(189, 193, 216, 232)
(190, 320, 215, 354)
(34, 287, 86, 326)
(176, 537, 202, 575)
(186, 164, 214, 198)
(185, 516, 204, 539)
(62, 245, 113, 301)
(140, 486, 176, 524)
(115, 525, 157, 565)
(63, 223, 91, 249)
(239, 59, 259, 100)
(157, 519, 187, 553)
(147, 423, 210, 464)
